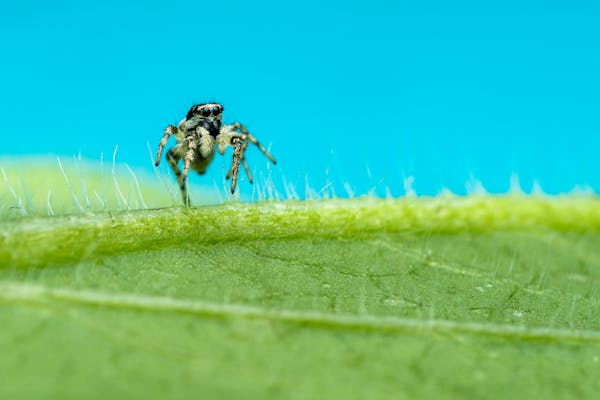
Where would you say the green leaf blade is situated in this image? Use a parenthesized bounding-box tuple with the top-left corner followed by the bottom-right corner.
(1, 194, 600, 399)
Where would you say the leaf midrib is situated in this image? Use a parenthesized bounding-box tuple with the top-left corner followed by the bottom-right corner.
(2, 196, 600, 269)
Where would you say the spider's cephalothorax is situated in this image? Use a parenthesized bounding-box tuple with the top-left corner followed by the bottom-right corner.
(184, 103, 223, 137)
(154, 102, 276, 205)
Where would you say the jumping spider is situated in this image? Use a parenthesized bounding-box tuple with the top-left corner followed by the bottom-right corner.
(154, 103, 276, 204)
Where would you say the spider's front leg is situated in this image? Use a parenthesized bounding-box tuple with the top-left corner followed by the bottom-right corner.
(226, 139, 253, 183)
(228, 138, 245, 194)
(155, 125, 178, 166)
(217, 123, 277, 193)
(165, 147, 189, 205)
(228, 122, 277, 165)
(181, 135, 197, 198)
(216, 128, 248, 194)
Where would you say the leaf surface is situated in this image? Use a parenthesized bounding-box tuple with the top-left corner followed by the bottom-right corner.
(1, 162, 600, 399)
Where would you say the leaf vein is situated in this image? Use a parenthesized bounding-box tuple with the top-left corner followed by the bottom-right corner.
(1, 282, 599, 344)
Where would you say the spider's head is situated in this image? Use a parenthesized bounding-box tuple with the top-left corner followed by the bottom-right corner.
(187, 103, 223, 121)
(185, 103, 223, 136)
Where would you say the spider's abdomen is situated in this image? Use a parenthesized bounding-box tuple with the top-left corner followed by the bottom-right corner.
(191, 151, 216, 175)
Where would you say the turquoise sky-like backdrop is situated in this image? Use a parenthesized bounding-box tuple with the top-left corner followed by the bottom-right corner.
(1, 1, 599, 198)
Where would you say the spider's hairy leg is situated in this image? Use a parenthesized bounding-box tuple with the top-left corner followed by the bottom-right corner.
(241, 157, 253, 183)
(181, 135, 197, 190)
(155, 125, 178, 167)
(228, 122, 277, 165)
(226, 157, 253, 184)
(228, 138, 245, 194)
(166, 148, 189, 205)
(226, 140, 253, 184)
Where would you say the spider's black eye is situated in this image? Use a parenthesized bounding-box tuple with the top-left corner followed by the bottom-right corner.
(212, 106, 220, 115)
(201, 107, 211, 117)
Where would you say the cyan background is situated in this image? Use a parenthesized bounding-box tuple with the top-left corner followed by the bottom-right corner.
(1, 1, 599, 197)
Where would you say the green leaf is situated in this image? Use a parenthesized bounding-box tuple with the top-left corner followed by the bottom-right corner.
(1, 160, 600, 399)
